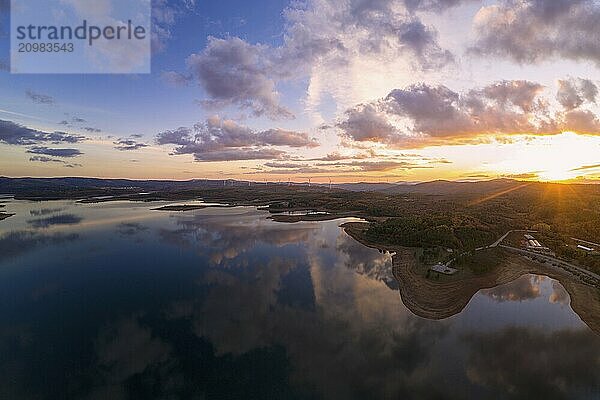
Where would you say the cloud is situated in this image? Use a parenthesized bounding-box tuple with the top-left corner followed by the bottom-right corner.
(186, 37, 294, 119)
(84, 127, 102, 133)
(259, 158, 429, 175)
(471, 0, 600, 67)
(113, 138, 149, 151)
(264, 162, 307, 169)
(192, 148, 287, 162)
(0, 120, 85, 145)
(336, 80, 600, 148)
(29, 155, 63, 163)
(160, 71, 192, 87)
(570, 163, 600, 172)
(28, 156, 82, 168)
(155, 127, 192, 146)
(156, 116, 318, 161)
(173, 0, 456, 119)
(337, 103, 401, 143)
(557, 78, 598, 111)
(326, 160, 422, 172)
(404, 0, 475, 12)
(27, 146, 83, 158)
(281, 0, 454, 69)
(72, 116, 86, 123)
(25, 90, 56, 105)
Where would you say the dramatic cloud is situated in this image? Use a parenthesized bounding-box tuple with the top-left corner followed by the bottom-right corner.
(113, 138, 149, 151)
(471, 0, 600, 67)
(337, 104, 400, 143)
(27, 146, 83, 158)
(171, 0, 456, 119)
(185, 37, 293, 119)
(557, 78, 598, 111)
(25, 89, 56, 105)
(0, 120, 85, 145)
(156, 116, 318, 161)
(337, 80, 600, 148)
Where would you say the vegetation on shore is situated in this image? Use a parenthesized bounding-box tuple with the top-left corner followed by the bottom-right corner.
(2, 177, 600, 275)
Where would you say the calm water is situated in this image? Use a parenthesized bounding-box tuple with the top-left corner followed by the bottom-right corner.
(0, 200, 598, 399)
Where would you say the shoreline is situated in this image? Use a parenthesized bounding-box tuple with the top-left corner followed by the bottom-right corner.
(0, 212, 14, 221)
(341, 221, 600, 335)
(269, 212, 363, 223)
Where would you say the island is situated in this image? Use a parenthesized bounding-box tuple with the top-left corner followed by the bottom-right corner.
(0, 212, 14, 221)
(153, 204, 212, 212)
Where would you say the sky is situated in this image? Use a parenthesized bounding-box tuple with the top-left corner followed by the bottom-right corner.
(1, 0, 600, 183)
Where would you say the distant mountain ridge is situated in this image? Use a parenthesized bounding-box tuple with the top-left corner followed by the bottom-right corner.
(0, 176, 593, 197)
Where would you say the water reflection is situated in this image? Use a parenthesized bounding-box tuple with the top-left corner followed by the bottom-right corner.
(28, 214, 83, 228)
(0, 230, 80, 263)
(0, 200, 597, 399)
(29, 208, 65, 216)
(116, 222, 148, 237)
(482, 275, 544, 302)
(464, 328, 600, 399)
(483, 275, 573, 307)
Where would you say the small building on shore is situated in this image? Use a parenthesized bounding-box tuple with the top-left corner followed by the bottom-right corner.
(430, 263, 458, 275)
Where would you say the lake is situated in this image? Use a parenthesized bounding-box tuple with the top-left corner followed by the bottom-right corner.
(0, 200, 598, 399)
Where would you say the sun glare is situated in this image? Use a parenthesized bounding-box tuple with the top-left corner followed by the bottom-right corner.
(538, 168, 575, 182)
(486, 132, 600, 182)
